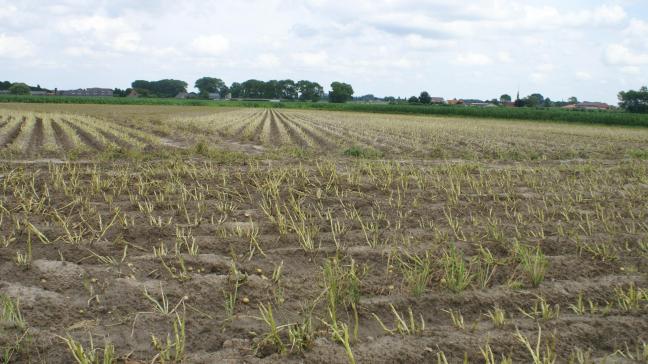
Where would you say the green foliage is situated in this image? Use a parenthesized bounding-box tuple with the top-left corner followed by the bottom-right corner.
(627, 148, 648, 159)
(618, 86, 648, 113)
(131, 79, 188, 98)
(8, 83, 31, 95)
(419, 91, 432, 104)
(296, 80, 323, 101)
(194, 77, 228, 98)
(3, 95, 648, 127)
(343, 146, 383, 158)
(329, 82, 354, 103)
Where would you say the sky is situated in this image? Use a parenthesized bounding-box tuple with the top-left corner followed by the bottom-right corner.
(1, 0, 648, 104)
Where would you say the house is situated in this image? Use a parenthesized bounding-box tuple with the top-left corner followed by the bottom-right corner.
(447, 98, 464, 105)
(61, 88, 113, 97)
(127, 90, 140, 98)
(577, 102, 609, 110)
(562, 102, 610, 111)
(466, 102, 496, 108)
(30, 91, 48, 96)
(208, 92, 221, 100)
(175, 92, 189, 99)
(430, 97, 445, 104)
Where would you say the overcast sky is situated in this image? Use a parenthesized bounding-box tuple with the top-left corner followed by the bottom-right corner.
(1, 0, 647, 103)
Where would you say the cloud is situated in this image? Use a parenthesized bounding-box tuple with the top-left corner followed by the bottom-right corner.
(111, 32, 142, 52)
(291, 51, 328, 66)
(190, 34, 230, 56)
(604, 44, 648, 66)
(575, 71, 592, 81)
(497, 51, 513, 63)
(620, 66, 641, 75)
(256, 53, 280, 68)
(456, 52, 492, 65)
(0, 34, 34, 58)
(405, 34, 456, 50)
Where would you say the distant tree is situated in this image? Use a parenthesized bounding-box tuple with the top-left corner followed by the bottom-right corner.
(514, 98, 526, 107)
(543, 97, 553, 107)
(384, 96, 396, 102)
(8, 83, 30, 95)
(527, 93, 544, 107)
(419, 91, 432, 104)
(0, 81, 12, 90)
(329, 82, 354, 103)
(568, 96, 578, 104)
(230, 82, 242, 98)
(130, 79, 187, 98)
(195, 77, 228, 98)
(296, 80, 323, 102)
(618, 86, 648, 113)
(113, 88, 131, 97)
(239, 79, 266, 98)
(408, 96, 419, 104)
(500, 94, 512, 103)
(278, 79, 298, 100)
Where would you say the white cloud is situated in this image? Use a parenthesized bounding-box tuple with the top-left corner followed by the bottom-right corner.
(111, 32, 141, 52)
(405, 34, 456, 50)
(0, 5, 16, 19)
(604, 44, 648, 66)
(64, 46, 99, 57)
(620, 66, 641, 75)
(0, 34, 34, 58)
(624, 19, 648, 37)
(497, 51, 513, 63)
(575, 71, 592, 81)
(56, 15, 130, 37)
(256, 53, 280, 68)
(190, 34, 230, 56)
(456, 52, 492, 65)
(291, 51, 328, 66)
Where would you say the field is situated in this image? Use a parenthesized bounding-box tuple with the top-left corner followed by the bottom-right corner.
(3, 95, 648, 127)
(0, 103, 647, 363)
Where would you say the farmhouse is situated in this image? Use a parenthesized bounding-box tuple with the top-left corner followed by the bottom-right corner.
(562, 102, 610, 111)
(61, 88, 113, 97)
(430, 97, 445, 104)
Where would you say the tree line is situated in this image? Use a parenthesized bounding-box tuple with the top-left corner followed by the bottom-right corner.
(3, 78, 648, 113)
(114, 78, 355, 103)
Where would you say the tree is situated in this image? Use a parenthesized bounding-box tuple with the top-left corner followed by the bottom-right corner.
(130, 79, 187, 98)
(329, 82, 354, 103)
(408, 96, 419, 104)
(568, 96, 578, 104)
(239, 79, 266, 98)
(618, 86, 648, 113)
(419, 91, 432, 104)
(195, 77, 227, 98)
(543, 97, 553, 107)
(527, 93, 544, 107)
(0, 81, 12, 90)
(500, 94, 512, 103)
(113, 88, 131, 97)
(296, 80, 323, 102)
(230, 82, 242, 98)
(8, 83, 30, 95)
(278, 79, 298, 100)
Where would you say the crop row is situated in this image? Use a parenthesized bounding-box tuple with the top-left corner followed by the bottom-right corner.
(0, 109, 164, 159)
